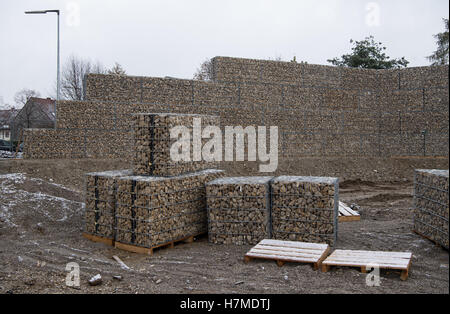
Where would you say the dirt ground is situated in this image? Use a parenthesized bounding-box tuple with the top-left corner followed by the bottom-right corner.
(0, 158, 448, 294)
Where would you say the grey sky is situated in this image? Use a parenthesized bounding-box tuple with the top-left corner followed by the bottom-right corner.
(0, 0, 448, 106)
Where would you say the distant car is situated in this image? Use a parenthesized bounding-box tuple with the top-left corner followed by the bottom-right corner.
(0, 139, 12, 151)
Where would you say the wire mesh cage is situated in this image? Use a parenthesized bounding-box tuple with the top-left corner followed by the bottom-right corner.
(413, 169, 449, 249)
(114, 169, 225, 248)
(270, 176, 339, 246)
(206, 177, 273, 245)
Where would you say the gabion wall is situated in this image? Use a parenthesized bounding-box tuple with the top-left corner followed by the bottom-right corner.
(23, 57, 449, 159)
(413, 169, 449, 249)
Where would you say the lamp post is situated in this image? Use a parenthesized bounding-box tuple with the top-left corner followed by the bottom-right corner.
(25, 9, 60, 126)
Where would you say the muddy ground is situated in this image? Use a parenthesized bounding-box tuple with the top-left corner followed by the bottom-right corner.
(0, 158, 448, 294)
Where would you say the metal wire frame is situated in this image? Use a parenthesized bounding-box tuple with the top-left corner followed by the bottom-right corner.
(415, 181, 449, 193)
(412, 206, 448, 222)
(115, 208, 206, 224)
(208, 231, 269, 237)
(413, 171, 449, 241)
(414, 194, 449, 208)
(271, 230, 335, 245)
(207, 207, 269, 211)
(115, 221, 206, 237)
(134, 162, 217, 171)
(207, 195, 267, 199)
(115, 178, 209, 246)
(115, 185, 205, 197)
(413, 218, 449, 236)
(28, 69, 449, 159)
(206, 181, 272, 243)
(114, 219, 206, 249)
(271, 205, 335, 211)
(133, 119, 218, 175)
(271, 230, 335, 237)
(83, 220, 114, 239)
(270, 181, 339, 246)
(84, 173, 125, 240)
(208, 219, 269, 224)
(271, 217, 335, 224)
(116, 198, 204, 212)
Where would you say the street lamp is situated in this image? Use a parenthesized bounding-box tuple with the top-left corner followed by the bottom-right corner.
(25, 9, 60, 126)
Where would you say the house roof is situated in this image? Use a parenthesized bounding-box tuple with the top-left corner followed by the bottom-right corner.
(26, 97, 56, 121)
(0, 108, 19, 128)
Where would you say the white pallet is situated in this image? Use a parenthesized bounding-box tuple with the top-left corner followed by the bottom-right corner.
(338, 201, 360, 222)
(244, 239, 330, 269)
(322, 249, 412, 280)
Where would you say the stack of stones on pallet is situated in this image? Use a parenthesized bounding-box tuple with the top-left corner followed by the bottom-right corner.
(85, 170, 133, 240)
(271, 176, 339, 246)
(206, 177, 273, 245)
(84, 112, 224, 250)
(133, 113, 220, 176)
(115, 169, 224, 248)
(414, 169, 449, 249)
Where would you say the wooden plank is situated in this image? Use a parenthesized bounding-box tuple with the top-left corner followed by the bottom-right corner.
(338, 201, 360, 221)
(341, 205, 360, 216)
(253, 245, 324, 256)
(245, 239, 330, 268)
(115, 242, 153, 255)
(339, 206, 352, 216)
(82, 233, 114, 246)
(250, 246, 323, 257)
(325, 256, 411, 264)
(315, 246, 331, 270)
(249, 248, 322, 260)
(245, 252, 319, 263)
(259, 239, 328, 250)
(324, 257, 410, 268)
(413, 229, 449, 251)
(400, 259, 412, 281)
(339, 215, 361, 222)
(322, 249, 413, 279)
(114, 232, 205, 255)
(322, 260, 409, 270)
(329, 249, 412, 259)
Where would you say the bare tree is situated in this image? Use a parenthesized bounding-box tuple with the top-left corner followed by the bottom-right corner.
(14, 89, 41, 107)
(108, 62, 127, 75)
(59, 55, 106, 100)
(193, 59, 214, 81)
(0, 96, 7, 110)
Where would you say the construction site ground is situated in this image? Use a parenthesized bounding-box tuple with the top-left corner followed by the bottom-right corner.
(0, 158, 448, 294)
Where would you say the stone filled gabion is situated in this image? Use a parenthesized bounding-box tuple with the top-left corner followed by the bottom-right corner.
(115, 169, 224, 248)
(84, 170, 133, 239)
(206, 177, 273, 245)
(414, 169, 449, 249)
(23, 60, 449, 160)
(133, 113, 220, 177)
(271, 176, 339, 246)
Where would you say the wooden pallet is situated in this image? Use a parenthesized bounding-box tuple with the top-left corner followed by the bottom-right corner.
(82, 233, 114, 246)
(338, 201, 360, 222)
(244, 239, 330, 270)
(114, 233, 205, 255)
(322, 249, 412, 280)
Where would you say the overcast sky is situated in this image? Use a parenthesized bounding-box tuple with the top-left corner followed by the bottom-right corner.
(0, 0, 448, 107)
